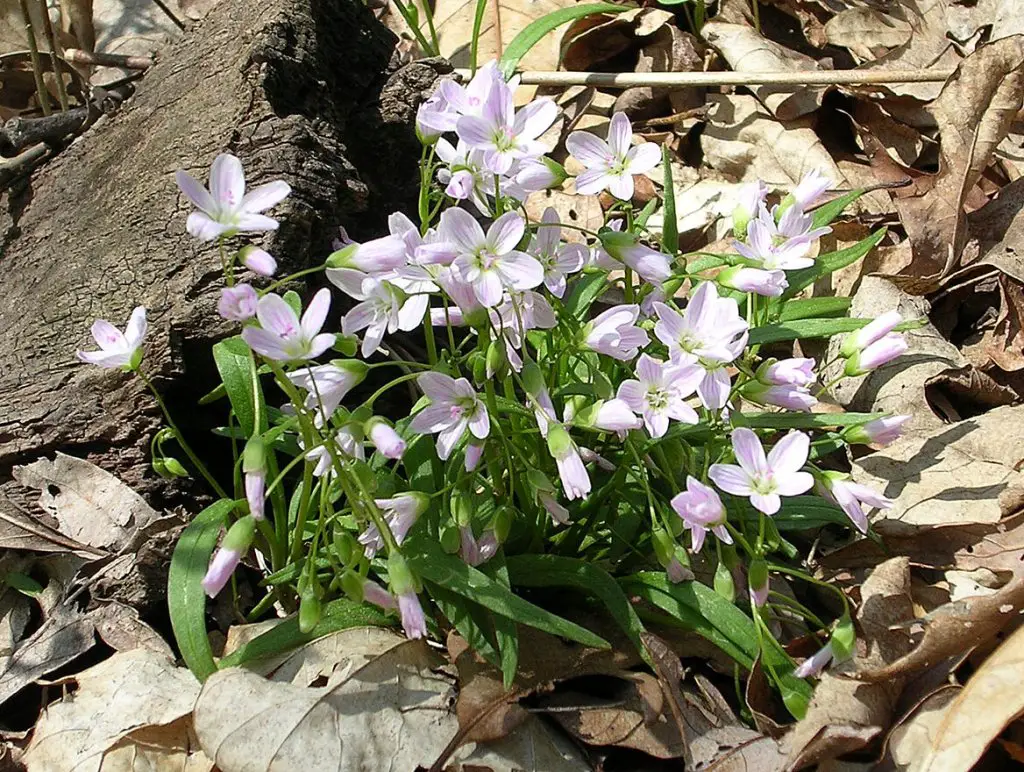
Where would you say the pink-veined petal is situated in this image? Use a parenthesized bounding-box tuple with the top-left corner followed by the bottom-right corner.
(256, 294, 300, 338)
(514, 97, 557, 140)
(417, 371, 460, 401)
(624, 142, 660, 175)
(241, 327, 291, 360)
(175, 170, 215, 212)
(665, 399, 699, 425)
(235, 213, 280, 233)
(607, 112, 632, 159)
(535, 206, 560, 254)
(186, 212, 231, 241)
(773, 470, 814, 496)
(326, 267, 372, 300)
(455, 115, 495, 148)
(731, 428, 768, 476)
(566, 131, 612, 167)
(441, 208, 486, 254)
(124, 307, 147, 348)
(574, 168, 612, 195)
(496, 251, 544, 290)
(209, 154, 245, 211)
(468, 404, 490, 439)
(360, 319, 386, 358)
(766, 431, 810, 475)
(473, 270, 505, 307)
(697, 369, 731, 410)
(436, 418, 468, 460)
(750, 492, 781, 515)
(308, 333, 336, 359)
(488, 212, 526, 254)
(410, 403, 458, 434)
(645, 410, 669, 438)
(77, 349, 131, 367)
(708, 464, 755, 496)
(300, 288, 332, 339)
(606, 172, 635, 201)
(635, 354, 663, 386)
(616, 379, 645, 411)
(690, 526, 706, 554)
(90, 319, 125, 351)
(241, 181, 291, 213)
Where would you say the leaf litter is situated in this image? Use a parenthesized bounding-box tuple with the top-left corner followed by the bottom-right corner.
(11, 3, 1024, 771)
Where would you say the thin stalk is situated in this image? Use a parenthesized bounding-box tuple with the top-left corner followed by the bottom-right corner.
(137, 371, 228, 499)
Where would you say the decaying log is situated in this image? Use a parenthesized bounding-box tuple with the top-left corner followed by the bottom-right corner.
(0, 0, 449, 507)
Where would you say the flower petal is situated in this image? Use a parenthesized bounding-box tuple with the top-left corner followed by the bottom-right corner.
(441, 208, 486, 254)
(750, 492, 781, 515)
(731, 428, 768, 476)
(616, 379, 645, 411)
(773, 470, 814, 496)
(241, 180, 291, 213)
(708, 464, 754, 496)
(468, 405, 490, 439)
(175, 170, 215, 212)
(474, 270, 505, 307)
(256, 293, 300, 338)
(300, 288, 332, 340)
(565, 131, 612, 167)
(607, 112, 632, 159)
(514, 97, 557, 140)
(488, 212, 526, 254)
(624, 142, 660, 175)
(124, 307, 147, 348)
(607, 172, 634, 201)
(496, 251, 544, 290)
(235, 213, 280, 233)
(574, 168, 611, 195)
(766, 431, 810, 475)
(209, 154, 245, 211)
(186, 212, 231, 241)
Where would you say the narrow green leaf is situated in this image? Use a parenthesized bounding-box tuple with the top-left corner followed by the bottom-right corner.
(168, 499, 236, 680)
(213, 336, 266, 436)
(217, 598, 391, 669)
(685, 254, 729, 274)
(621, 572, 812, 702)
(506, 554, 649, 665)
(737, 495, 852, 531)
(811, 189, 866, 229)
(661, 144, 678, 255)
(407, 541, 609, 649)
(499, 3, 627, 79)
(781, 228, 886, 300)
(779, 296, 851, 322)
(486, 554, 520, 689)
(565, 271, 609, 319)
(428, 581, 503, 669)
(734, 411, 884, 430)
(750, 316, 919, 345)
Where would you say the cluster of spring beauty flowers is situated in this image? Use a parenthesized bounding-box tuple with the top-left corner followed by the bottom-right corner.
(77, 62, 913, 681)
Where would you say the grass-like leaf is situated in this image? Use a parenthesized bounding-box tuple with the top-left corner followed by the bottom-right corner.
(213, 336, 266, 436)
(168, 499, 236, 680)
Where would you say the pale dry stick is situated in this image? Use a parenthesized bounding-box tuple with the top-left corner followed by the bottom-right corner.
(17, 0, 51, 115)
(456, 68, 957, 89)
(64, 48, 154, 70)
(35, 0, 69, 112)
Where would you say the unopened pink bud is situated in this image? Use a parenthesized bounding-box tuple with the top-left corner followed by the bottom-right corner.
(368, 420, 406, 460)
(242, 247, 277, 276)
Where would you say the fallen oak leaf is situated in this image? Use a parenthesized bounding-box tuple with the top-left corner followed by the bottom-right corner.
(852, 571, 1024, 683)
(910, 622, 1024, 771)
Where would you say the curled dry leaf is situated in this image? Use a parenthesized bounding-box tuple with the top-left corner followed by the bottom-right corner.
(854, 572, 1024, 683)
(701, 21, 825, 120)
(909, 622, 1024, 771)
(783, 557, 916, 770)
(823, 7, 912, 61)
(562, 8, 674, 72)
(923, 364, 1018, 423)
(194, 629, 589, 772)
(0, 494, 104, 557)
(12, 453, 158, 553)
(884, 685, 961, 770)
(893, 35, 1024, 290)
(88, 601, 176, 661)
(21, 648, 209, 771)
(853, 404, 1024, 528)
(701, 95, 855, 210)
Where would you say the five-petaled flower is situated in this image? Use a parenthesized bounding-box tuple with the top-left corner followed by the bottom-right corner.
(175, 153, 291, 242)
(617, 354, 703, 438)
(77, 306, 147, 370)
(567, 112, 660, 201)
(242, 288, 336, 362)
(709, 428, 814, 515)
(409, 372, 490, 460)
(671, 477, 733, 553)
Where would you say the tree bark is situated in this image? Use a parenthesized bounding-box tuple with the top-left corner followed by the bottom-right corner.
(0, 0, 449, 506)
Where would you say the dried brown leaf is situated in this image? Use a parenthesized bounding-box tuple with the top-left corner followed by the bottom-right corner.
(783, 558, 916, 770)
(854, 572, 1024, 683)
(12, 454, 158, 553)
(893, 36, 1024, 290)
(824, 8, 912, 60)
(561, 8, 674, 72)
(701, 21, 825, 120)
(22, 648, 208, 771)
(88, 602, 175, 660)
(909, 622, 1024, 771)
(884, 685, 961, 770)
(852, 404, 1024, 528)
(0, 495, 104, 557)
(923, 364, 1018, 423)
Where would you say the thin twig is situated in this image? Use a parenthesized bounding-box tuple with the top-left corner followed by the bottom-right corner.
(64, 48, 154, 70)
(36, 0, 69, 111)
(150, 0, 186, 30)
(456, 68, 956, 89)
(17, 0, 51, 115)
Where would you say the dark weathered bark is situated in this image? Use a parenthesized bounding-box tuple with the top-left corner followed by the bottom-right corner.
(0, 0, 449, 506)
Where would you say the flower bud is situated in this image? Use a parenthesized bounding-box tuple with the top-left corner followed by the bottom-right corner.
(340, 570, 364, 603)
(366, 418, 406, 460)
(843, 415, 910, 447)
(243, 437, 267, 475)
(440, 522, 462, 554)
(546, 424, 573, 459)
(840, 311, 902, 358)
(362, 578, 397, 610)
(451, 489, 474, 528)
(387, 553, 417, 596)
(299, 585, 322, 633)
(522, 362, 545, 397)
(240, 246, 277, 277)
(333, 530, 358, 565)
(732, 181, 767, 239)
(218, 284, 259, 321)
(163, 457, 189, 478)
(486, 339, 508, 380)
(717, 266, 788, 297)
(844, 334, 908, 376)
(491, 506, 513, 543)
(830, 614, 856, 662)
(748, 558, 769, 608)
(201, 516, 256, 598)
(713, 561, 735, 601)
(152, 457, 170, 479)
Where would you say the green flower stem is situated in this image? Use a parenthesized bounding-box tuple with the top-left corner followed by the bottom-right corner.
(768, 561, 851, 618)
(423, 307, 439, 366)
(137, 370, 228, 500)
(360, 371, 424, 411)
(261, 265, 325, 295)
(390, 0, 434, 55)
